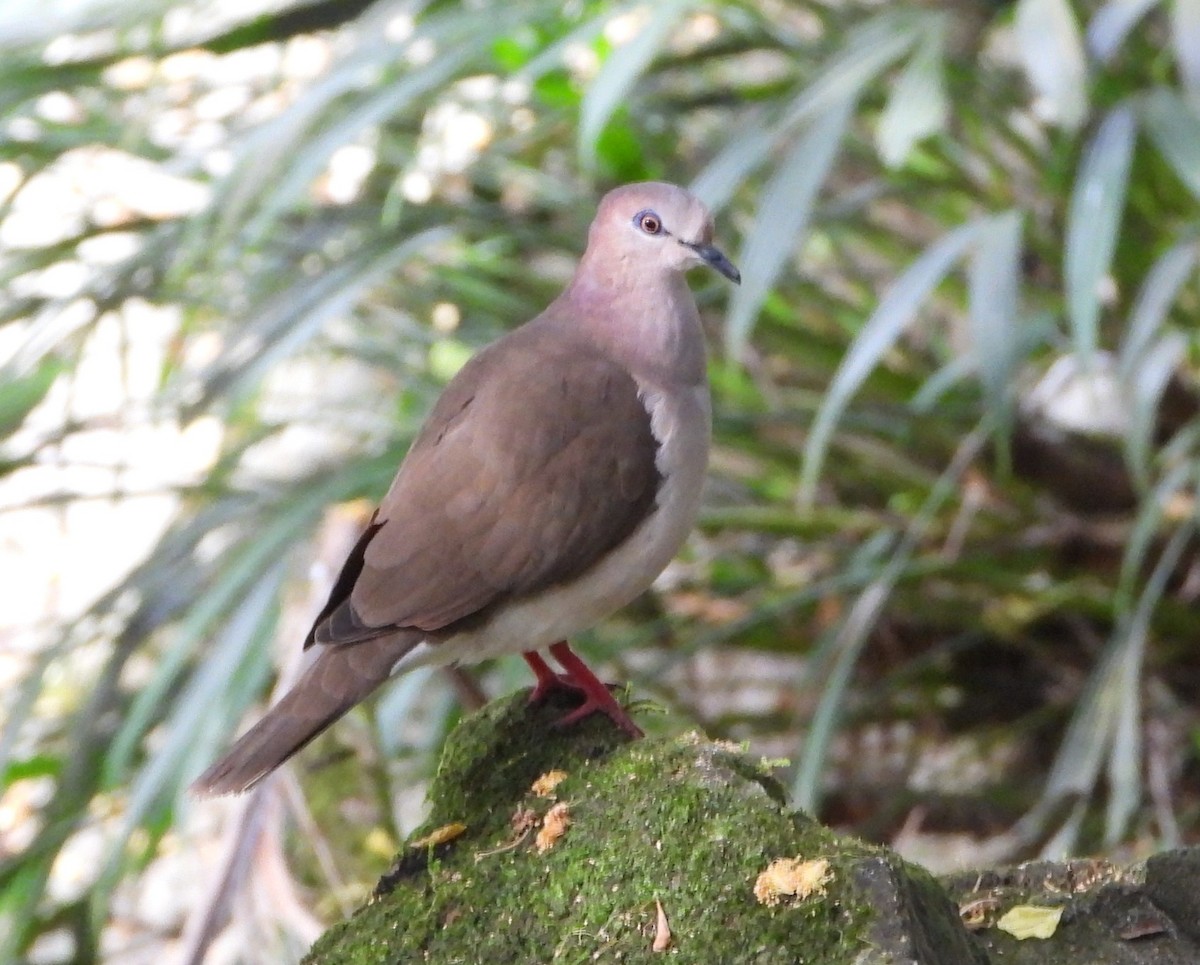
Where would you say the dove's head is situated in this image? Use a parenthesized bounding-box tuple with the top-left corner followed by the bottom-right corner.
(585, 182, 740, 284)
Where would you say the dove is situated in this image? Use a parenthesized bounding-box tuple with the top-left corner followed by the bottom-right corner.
(193, 182, 739, 795)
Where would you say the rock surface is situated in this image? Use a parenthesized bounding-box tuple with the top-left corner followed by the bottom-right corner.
(304, 691, 1200, 964)
(942, 851, 1200, 964)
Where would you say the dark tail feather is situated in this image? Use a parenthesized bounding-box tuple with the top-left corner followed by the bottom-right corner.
(191, 633, 417, 796)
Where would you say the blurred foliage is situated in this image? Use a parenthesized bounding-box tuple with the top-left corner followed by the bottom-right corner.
(1, 0, 1200, 960)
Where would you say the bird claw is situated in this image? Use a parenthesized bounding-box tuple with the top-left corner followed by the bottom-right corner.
(522, 644, 644, 738)
(552, 691, 644, 739)
(523, 651, 583, 705)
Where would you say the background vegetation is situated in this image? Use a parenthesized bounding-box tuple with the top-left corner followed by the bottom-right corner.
(1, 0, 1199, 961)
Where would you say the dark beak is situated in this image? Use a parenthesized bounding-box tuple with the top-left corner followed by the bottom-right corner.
(683, 241, 741, 285)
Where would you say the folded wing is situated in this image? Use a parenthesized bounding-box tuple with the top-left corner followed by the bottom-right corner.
(307, 324, 662, 647)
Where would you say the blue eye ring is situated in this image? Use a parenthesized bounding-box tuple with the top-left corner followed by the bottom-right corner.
(633, 209, 663, 235)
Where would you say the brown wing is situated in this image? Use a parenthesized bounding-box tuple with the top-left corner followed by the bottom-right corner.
(306, 322, 661, 647)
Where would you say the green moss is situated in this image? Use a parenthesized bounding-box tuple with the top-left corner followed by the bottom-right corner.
(305, 691, 920, 964)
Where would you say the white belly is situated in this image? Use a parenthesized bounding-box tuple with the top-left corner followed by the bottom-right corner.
(393, 381, 710, 672)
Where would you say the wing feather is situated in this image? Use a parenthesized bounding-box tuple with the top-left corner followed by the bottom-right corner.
(308, 322, 661, 646)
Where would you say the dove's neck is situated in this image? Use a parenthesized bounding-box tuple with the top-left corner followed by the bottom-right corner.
(554, 257, 708, 389)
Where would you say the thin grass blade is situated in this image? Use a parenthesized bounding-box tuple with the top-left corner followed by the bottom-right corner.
(689, 114, 775, 212)
(1172, 0, 1200, 93)
(1105, 523, 1192, 842)
(1118, 238, 1197, 376)
(967, 210, 1024, 434)
(792, 427, 986, 811)
(92, 565, 284, 923)
(1086, 0, 1161, 62)
(0, 356, 62, 434)
(578, 0, 694, 169)
(1117, 460, 1197, 605)
(724, 98, 854, 359)
(188, 227, 451, 412)
(1064, 105, 1136, 364)
(242, 44, 480, 247)
(798, 219, 985, 507)
(1039, 521, 1191, 827)
(779, 11, 924, 130)
(1140, 88, 1200, 201)
(1123, 332, 1186, 489)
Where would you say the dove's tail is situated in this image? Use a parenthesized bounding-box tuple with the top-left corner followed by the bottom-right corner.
(190, 633, 417, 796)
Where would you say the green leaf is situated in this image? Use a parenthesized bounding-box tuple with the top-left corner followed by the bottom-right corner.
(1064, 105, 1136, 363)
(240, 42, 479, 247)
(790, 530, 894, 810)
(533, 70, 579, 108)
(1123, 332, 1184, 487)
(95, 566, 283, 909)
(967, 210, 1024, 430)
(1035, 520, 1191, 849)
(693, 11, 924, 210)
(910, 354, 976, 412)
(689, 115, 775, 212)
(428, 337, 473, 381)
(1172, 0, 1200, 92)
(0, 860, 51, 964)
(1140, 88, 1200, 201)
(798, 219, 986, 506)
(1086, 0, 1161, 62)
(1117, 460, 1197, 605)
(1118, 238, 1197, 376)
(578, 0, 693, 168)
(1, 753, 61, 787)
(375, 666, 439, 757)
(780, 11, 925, 130)
(517, 9, 608, 82)
(1014, 0, 1089, 129)
(0, 355, 62, 437)
(1105, 523, 1191, 843)
(724, 99, 853, 358)
(792, 426, 986, 812)
(187, 227, 452, 412)
(593, 115, 651, 181)
(876, 17, 948, 168)
(200, 6, 501, 259)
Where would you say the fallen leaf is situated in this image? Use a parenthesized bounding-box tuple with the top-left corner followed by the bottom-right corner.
(410, 822, 467, 849)
(996, 904, 1064, 940)
(531, 769, 569, 798)
(753, 857, 832, 906)
(535, 802, 571, 853)
(652, 897, 671, 952)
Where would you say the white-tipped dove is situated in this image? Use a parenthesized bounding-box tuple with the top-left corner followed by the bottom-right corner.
(193, 182, 739, 795)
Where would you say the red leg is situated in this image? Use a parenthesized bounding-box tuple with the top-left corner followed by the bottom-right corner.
(522, 650, 578, 704)
(547, 641, 643, 738)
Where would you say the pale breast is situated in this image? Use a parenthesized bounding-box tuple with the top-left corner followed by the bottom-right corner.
(393, 380, 711, 670)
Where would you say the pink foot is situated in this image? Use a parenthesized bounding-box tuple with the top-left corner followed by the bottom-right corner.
(547, 641, 643, 739)
(521, 644, 643, 738)
(521, 651, 581, 704)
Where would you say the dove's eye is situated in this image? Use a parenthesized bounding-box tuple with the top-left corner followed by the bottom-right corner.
(633, 210, 662, 235)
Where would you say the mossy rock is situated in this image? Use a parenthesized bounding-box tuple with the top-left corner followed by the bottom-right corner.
(304, 690, 982, 964)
